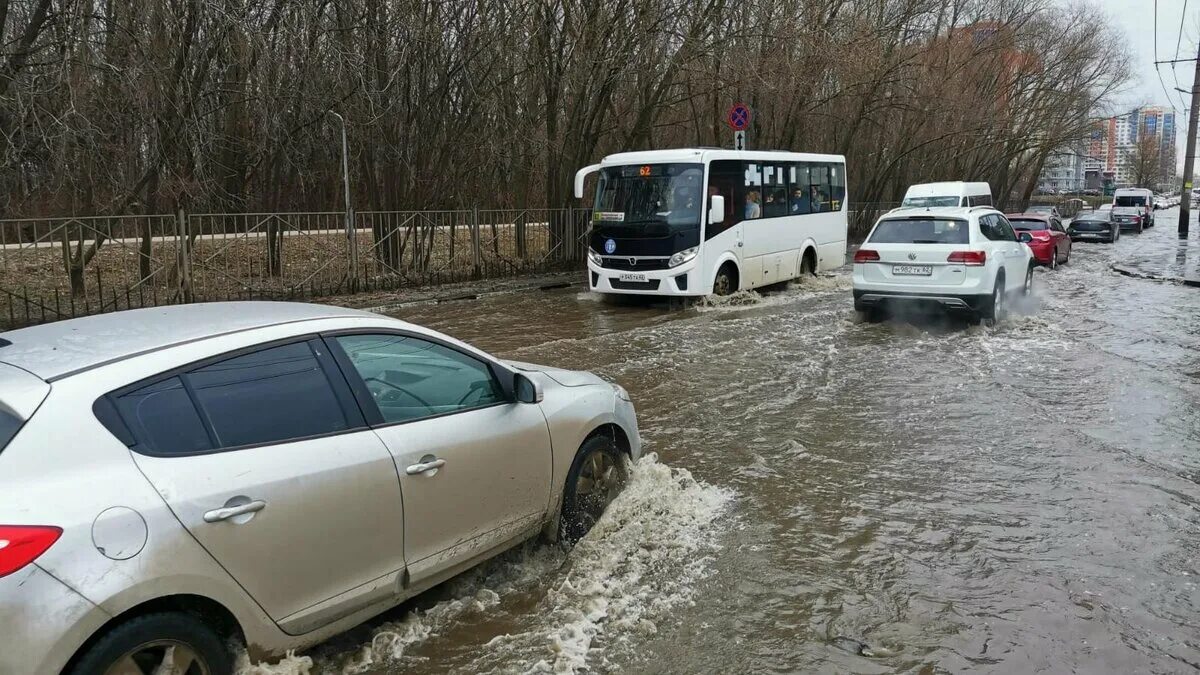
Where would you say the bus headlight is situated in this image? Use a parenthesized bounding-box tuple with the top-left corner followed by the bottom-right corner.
(588, 249, 603, 265)
(668, 246, 698, 268)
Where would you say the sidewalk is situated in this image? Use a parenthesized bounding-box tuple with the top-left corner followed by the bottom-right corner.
(1109, 210, 1200, 287)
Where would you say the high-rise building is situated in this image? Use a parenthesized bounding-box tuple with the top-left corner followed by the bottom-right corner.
(1075, 106, 1178, 189)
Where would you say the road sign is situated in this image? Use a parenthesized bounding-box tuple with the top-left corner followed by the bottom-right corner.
(733, 130, 746, 151)
(727, 103, 751, 131)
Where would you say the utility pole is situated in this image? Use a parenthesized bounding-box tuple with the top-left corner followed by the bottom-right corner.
(1179, 43, 1200, 237)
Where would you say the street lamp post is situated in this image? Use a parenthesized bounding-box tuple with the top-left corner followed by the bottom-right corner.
(328, 110, 358, 287)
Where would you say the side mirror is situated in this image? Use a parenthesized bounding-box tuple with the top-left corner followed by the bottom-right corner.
(574, 164, 600, 200)
(1017, 232, 1033, 244)
(515, 373, 544, 404)
(709, 195, 725, 225)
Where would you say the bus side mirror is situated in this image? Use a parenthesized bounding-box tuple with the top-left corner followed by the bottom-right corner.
(574, 164, 600, 200)
(709, 196, 725, 225)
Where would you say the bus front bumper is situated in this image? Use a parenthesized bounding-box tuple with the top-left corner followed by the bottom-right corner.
(588, 261, 704, 296)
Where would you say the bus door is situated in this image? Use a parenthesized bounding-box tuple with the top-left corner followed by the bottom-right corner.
(706, 162, 745, 266)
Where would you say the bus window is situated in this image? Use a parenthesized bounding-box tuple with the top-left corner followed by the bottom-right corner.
(743, 163, 763, 220)
(830, 164, 846, 211)
(763, 163, 788, 218)
(788, 163, 812, 214)
(809, 163, 832, 213)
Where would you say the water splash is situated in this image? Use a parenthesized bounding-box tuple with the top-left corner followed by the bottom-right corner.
(235, 454, 732, 674)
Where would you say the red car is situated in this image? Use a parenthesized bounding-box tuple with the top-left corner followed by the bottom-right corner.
(1007, 212, 1071, 269)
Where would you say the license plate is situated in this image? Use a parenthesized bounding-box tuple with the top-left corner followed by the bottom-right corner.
(618, 272, 648, 282)
(892, 264, 932, 276)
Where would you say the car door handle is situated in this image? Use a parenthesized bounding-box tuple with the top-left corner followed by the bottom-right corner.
(203, 500, 266, 523)
(406, 458, 446, 475)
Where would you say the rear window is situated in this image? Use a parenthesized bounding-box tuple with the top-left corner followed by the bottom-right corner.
(1009, 219, 1049, 230)
(1115, 196, 1146, 207)
(900, 196, 960, 208)
(0, 409, 23, 453)
(870, 218, 969, 244)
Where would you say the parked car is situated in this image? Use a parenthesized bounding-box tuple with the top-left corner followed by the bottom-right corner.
(1026, 204, 1062, 219)
(0, 302, 641, 675)
(1067, 210, 1120, 243)
(1007, 213, 1071, 269)
(852, 206, 1035, 323)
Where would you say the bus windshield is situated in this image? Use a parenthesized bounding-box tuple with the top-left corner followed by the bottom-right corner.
(593, 163, 703, 234)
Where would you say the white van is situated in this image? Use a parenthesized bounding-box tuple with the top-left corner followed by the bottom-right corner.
(1112, 187, 1155, 228)
(901, 182, 992, 208)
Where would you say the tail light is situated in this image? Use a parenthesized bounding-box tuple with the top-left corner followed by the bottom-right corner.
(947, 250, 986, 266)
(853, 249, 880, 263)
(0, 525, 62, 578)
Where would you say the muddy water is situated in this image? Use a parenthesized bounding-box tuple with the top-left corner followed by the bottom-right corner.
(253, 212, 1200, 673)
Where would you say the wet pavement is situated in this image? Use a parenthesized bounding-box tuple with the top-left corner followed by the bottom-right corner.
(248, 209, 1200, 674)
(1111, 211, 1200, 286)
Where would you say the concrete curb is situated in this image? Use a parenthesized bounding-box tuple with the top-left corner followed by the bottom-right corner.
(359, 276, 584, 314)
(1110, 263, 1200, 288)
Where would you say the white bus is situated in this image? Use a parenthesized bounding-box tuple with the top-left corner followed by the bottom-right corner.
(574, 148, 848, 297)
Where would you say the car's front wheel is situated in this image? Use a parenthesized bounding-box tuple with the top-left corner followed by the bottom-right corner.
(1022, 264, 1034, 295)
(68, 612, 232, 675)
(560, 434, 628, 543)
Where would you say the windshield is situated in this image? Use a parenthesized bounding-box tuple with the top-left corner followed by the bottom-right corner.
(901, 196, 961, 208)
(870, 218, 969, 244)
(1115, 196, 1147, 207)
(1010, 219, 1049, 230)
(593, 163, 703, 232)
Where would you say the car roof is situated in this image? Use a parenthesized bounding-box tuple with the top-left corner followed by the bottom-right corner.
(1006, 212, 1051, 220)
(0, 302, 383, 381)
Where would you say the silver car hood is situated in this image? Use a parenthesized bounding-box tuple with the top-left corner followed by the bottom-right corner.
(506, 360, 608, 388)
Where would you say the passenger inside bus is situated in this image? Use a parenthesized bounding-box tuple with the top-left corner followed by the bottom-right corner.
(745, 191, 761, 219)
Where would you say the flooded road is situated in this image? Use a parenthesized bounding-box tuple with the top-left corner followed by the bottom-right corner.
(264, 211, 1200, 673)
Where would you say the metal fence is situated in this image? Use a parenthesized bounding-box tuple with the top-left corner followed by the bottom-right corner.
(0, 208, 590, 329)
(0, 203, 892, 329)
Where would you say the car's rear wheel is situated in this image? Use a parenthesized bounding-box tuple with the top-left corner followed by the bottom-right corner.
(68, 612, 231, 675)
(1048, 250, 1057, 270)
(1063, 243, 1071, 264)
(980, 273, 1005, 324)
(560, 434, 628, 543)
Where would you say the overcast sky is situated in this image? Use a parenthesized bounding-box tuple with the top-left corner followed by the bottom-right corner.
(1098, 0, 1196, 167)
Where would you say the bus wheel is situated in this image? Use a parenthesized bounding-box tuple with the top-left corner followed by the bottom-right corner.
(800, 250, 816, 276)
(712, 264, 738, 296)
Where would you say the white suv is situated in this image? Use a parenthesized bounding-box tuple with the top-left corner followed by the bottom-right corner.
(852, 207, 1034, 322)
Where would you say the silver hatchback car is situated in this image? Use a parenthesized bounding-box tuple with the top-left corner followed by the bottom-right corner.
(0, 302, 640, 674)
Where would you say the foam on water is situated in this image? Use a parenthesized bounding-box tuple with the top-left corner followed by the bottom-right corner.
(235, 651, 314, 675)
